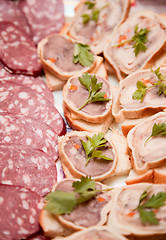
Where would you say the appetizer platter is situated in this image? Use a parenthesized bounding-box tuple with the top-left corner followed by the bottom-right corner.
(0, 0, 166, 239)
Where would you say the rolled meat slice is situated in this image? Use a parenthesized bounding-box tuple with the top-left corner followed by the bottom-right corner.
(0, 65, 54, 103)
(0, 0, 31, 36)
(0, 21, 42, 76)
(0, 144, 57, 196)
(104, 10, 166, 80)
(58, 131, 117, 181)
(40, 178, 112, 237)
(0, 113, 58, 161)
(127, 112, 166, 174)
(0, 184, 43, 240)
(38, 34, 97, 81)
(107, 183, 166, 239)
(0, 81, 66, 136)
(67, 0, 130, 54)
(63, 74, 112, 132)
(112, 67, 166, 122)
(19, 0, 64, 44)
(52, 226, 128, 240)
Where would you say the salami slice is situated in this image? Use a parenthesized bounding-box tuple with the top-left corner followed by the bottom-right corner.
(0, 0, 31, 36)
(0, 21, 42, 76)
(0, 81, 66, 136)
(0, 184, 42, 240)
(0, 144, 57, 196)
(0, 113, 58, 161)
(0, 65, 54, 103)
(19, 0, 64, 44)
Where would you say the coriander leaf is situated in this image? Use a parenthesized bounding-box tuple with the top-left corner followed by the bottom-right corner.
(77, 190, 96, 204)
(78, 74, 110, 110)
(113, 24, 150, 56)
(92, 9, 100, 23)
(84, 0, 96, 9)
(150, 67, 166, 81)
(139, 208, 159, 225)
(132, 80, 148, 102)
(72, 176, 96, 194)
(145, 122, 166, 144)
(73, 43, 94, 67)
(81, 13, 90, 24)
(79, 73, 91, 91)
(81, 133, 113, 166)
(134, 187, 166, 225)
(45, 191, 76, 215)
(142, 192, 166, 209)
(151, 67, 166, 96)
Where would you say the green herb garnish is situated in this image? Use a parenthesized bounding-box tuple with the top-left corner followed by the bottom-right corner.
(78, 73, 110, 110)
(134, 187, 166, 225)
(84, 0, 96, 9)
(45, 177, 111, 215)
(132, 80, 148, 102)
(73, 43, 94, 67)
(81, 133, 113, 166)
(113, 25, 150, 56)
(145, 122, 166, 144)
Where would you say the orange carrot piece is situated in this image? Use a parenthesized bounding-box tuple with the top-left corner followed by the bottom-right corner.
(97, 197, 105, 202)
(125, 211, 135, 217)
(70, 85, 78, 91)
(74, 144, 80, 150)
(49, 58, 56, 63)
(118, 35, 127, 44)
(104, 93, 108, 99)
(141, 78, 153, 86)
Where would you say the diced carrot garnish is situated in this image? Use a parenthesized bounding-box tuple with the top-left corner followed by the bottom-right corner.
(127, 29, 131, 33)
(102, 13, 107, 19)
(104, 93, 108, 99)
(141, 78, 152, 86)
(74, 144, 80, 150)
(70, 85, 78, 91)
(125, 211, 135, 217)
(153, 209, 159, 213)
(49, 58, 56, 63)
(118, 35, 127, 44)
(97, 197, 105, 202)
(91, 36, 95, 42)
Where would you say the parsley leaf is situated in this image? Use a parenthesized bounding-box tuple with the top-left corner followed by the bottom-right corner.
(81, 13, 90, 24)
(78, 73, 110, 110)
(44, 191, 76, 215)
(81, 133, 113, 166)
(92, 9, 100, 23)
(134, 187, 166, 225)
(151, 67, 166, 81)
(84, 0, 96, 9)
(145, 122, 166, 144)
(73, 43, 94, 67)
(44, 177, 111, 215)
(113, 25, 150, 56)
(132, 80, 148, 102)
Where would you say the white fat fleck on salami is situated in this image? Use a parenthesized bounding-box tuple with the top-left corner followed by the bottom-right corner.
(0, 144, 57, 196)
(0, 197, 4, 204)
(0, 113, 59, 161)
(0, 22, 42, 76)
(19, 0, 64, 44)
(0, 81, 65, 136)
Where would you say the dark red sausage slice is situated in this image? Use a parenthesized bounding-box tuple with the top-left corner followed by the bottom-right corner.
(0, 184, 43, 240)
(0, 113, 59, 161)
(0, 65, 54, 103)
(0, 21, 42, 76)
(19, 0, 64, 44)
(0, 81, 66, 136)
(0, 144, 57, 196)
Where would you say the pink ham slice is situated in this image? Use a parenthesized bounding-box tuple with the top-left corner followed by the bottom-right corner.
(0, 21, 42, 76)
(0, 113, 59, 161)
(0, 81, 66, 136)
(19, 0, 64, 44)
(0, 144, 57, 196)
(0, 184, 43, 240)
(0, 65, 54, 103)
(0, 0, 31, 36)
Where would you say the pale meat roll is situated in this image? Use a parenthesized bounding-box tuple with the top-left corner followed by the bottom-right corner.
(127, 112, 166, 174)
(67, 0, 131, 54)
(58, 131, 117, 181)
(107, 183, 166, 240)
(104, 10, 166, 80)
(38, 34, 97, 81)
(63, 74, 112, 124)
(53, 226, 128, 240)
(112, 67, 166, 122)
